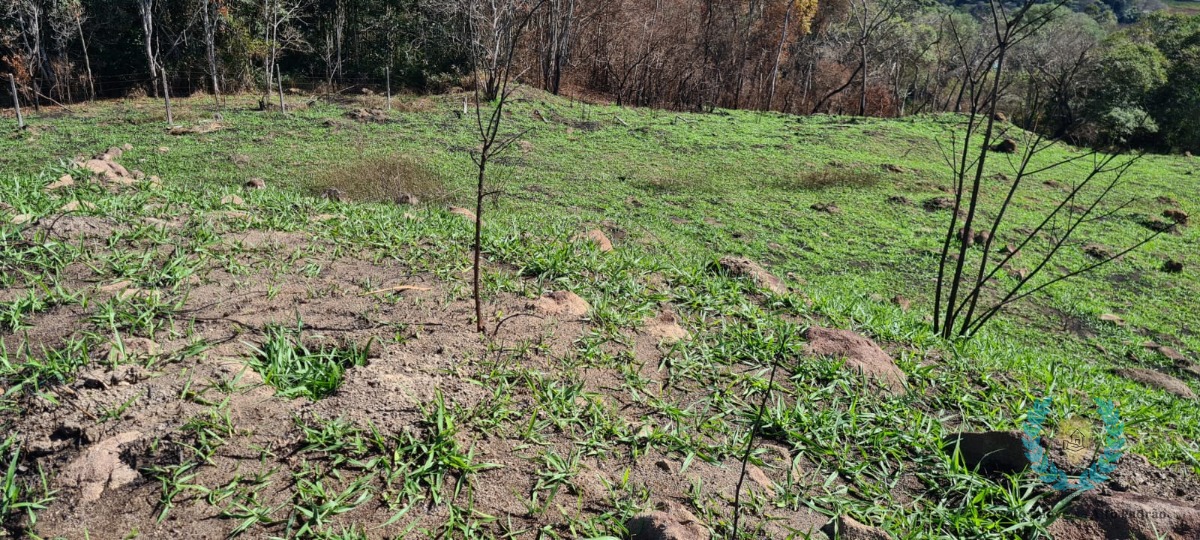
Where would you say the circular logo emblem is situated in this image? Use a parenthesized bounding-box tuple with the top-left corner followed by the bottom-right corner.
(1021, 397, 1125, 491)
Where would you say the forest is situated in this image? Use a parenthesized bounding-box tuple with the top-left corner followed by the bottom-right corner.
(2, 0, 1199, 152)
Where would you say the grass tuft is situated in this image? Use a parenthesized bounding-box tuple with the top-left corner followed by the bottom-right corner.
(247, 328, 370, 400)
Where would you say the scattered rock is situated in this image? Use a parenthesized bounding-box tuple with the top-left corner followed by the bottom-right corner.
(716, 257, 787, 295)
(645, 309, 688, 343)
(811, 202, 841, 214)
(1084, 243, 1113, 259)
(244, 177, 266, 190)
(221, 194, 244, 206)
(449, 206, 477, 222)
(991, 138, 1018, 153)
(59, 201, 96, 213)
(45, 174, 74, 191)
(1049, 491, 1200, 540)
(321, 187, 346, 202)
(746, 465, 775, 497)
(923, 197, 955, 212)
(346, 108, 388, 123)
(1114, 368, 1196, 399)
(11, 214, 34, 225)
(942, 431, 1031, 474)
(626, 501, 710, 540)
(804, 327, 906, 395)
(821, 515, 893, 540)
(1162, 260, 1184, 273)
(575, 229, 613, 252)
(394, 193, 419, 206)
(1163, 209, 1189, 226)
(97, 281, 134, 294)
(532, 291, 590, 318)
(1099, 314, 1126, 327)
(59, 431, 143, 503)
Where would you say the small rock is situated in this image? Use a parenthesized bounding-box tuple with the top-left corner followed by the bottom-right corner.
(746, 464, 775, 497)
(310, 213, 341, 223)
(157, 146, 169, 153)
(221, 194, 244, 206)
(716, 257, 787, 295)
(147, 176, 162, 188)
(59, 201, 96, 213)
(991, 138, 1018, 153)
(626, 501, 710, 540)
(121, 143, 133, 151)
(11, 214, 34, 225)
(892, 295, 911, 311)
(60, 431, 143, 503)
(321, 187, 346, 202)
(575, 229, 613, 252)
(532, 291, 590, 318)
(97, 280, 134, 294)
(972, 230, 992, 245)
(1099, 314, 1126, 327)
(244, 177, 266, 190)
(804, 327, 906, 395)
(1162, 260, 1184, 273)
(811, 202, 841, 214)
(821, 515, 893, 540)
(45, 174, 74, 191)
(943, 431, 1031, 474)
(999, 244, 1019, 257)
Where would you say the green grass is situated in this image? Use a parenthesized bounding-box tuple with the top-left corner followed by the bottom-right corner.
(0, 92, 1197, 538)
(247, 326, 371, 400)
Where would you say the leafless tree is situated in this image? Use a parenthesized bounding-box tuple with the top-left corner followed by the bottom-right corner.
(202, 0, 221, 101)
(536, 0, 574, 95)
(932, 0, 1160, 339)
(4, 0, 47, 110)
(262, 0, 310, 98)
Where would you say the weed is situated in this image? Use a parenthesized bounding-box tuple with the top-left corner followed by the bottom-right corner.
(247, 327, 371, 400)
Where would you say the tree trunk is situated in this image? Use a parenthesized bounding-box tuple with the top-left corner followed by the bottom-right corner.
(202, 0, 221, 102)
(765, 0, 795, 110)
(139, 0, 158, 96)
(859, 41, 868, 116)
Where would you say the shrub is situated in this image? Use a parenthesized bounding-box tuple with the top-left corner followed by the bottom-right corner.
(312, 155, 448, 204)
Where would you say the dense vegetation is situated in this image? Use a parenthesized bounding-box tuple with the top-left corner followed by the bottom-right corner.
(3, 0, 1199, 151)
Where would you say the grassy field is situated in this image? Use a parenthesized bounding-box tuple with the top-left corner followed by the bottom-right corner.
(1164, 0, 1200, 16)
(0, 91, 1198, 539)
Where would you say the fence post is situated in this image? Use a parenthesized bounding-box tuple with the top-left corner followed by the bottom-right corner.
(386, 67, 392, 111)
(9, 74, 24, 129)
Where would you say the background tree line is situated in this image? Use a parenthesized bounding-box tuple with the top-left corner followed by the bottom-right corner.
(2, 0, 1199, 152)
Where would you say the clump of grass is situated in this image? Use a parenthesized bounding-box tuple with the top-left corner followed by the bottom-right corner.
(247, 328, 370, 400)
(312, 155, 448, 204)
(777, 166, 881, 191)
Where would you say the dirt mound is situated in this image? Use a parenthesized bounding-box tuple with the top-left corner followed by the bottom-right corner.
(716, 257, 787, 295)
(59, 431, 143, 503)
(923, 197, 955, 211)
(25, 215, 118, 241)
(73, 146, 144, 189)
(626, 501, 710, 540)
(804, 326, 906, 395)
(346, 108, 389, 123)
(574, 228, 614, 251)
(1050, 491, 1200, 540)
(533, 290, 590, 317)
(822, 515, 892, 540)
(1114, 367, 1196, 399)
(644, 309, 688, 343)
